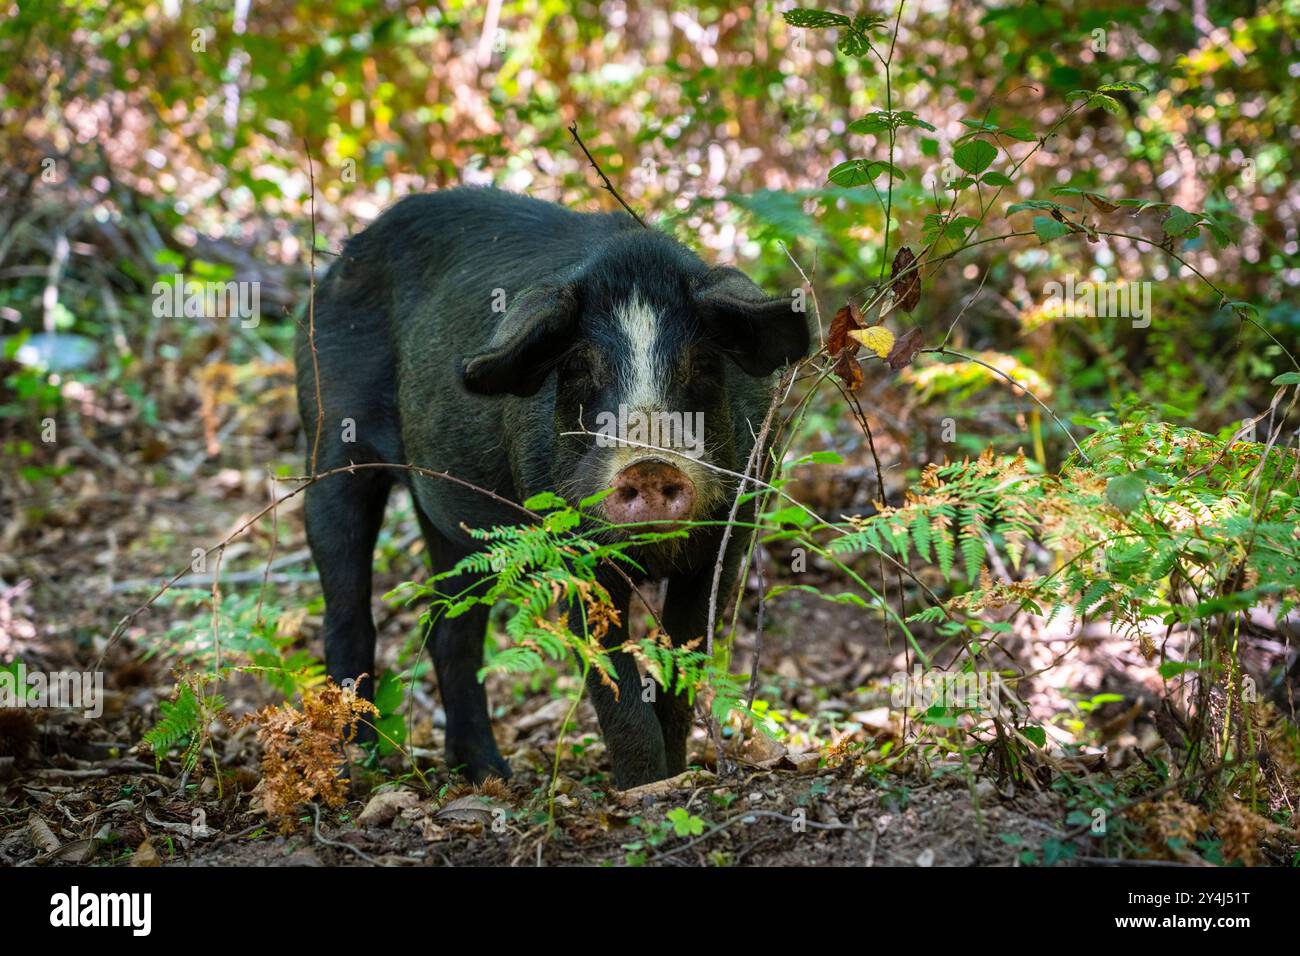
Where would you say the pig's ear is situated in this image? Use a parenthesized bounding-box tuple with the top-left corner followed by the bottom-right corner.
(458, 285, 580, 396)
(694, 268, 810, 377)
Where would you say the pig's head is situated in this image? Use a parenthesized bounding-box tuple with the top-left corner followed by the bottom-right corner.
(457, 232, 808, 552)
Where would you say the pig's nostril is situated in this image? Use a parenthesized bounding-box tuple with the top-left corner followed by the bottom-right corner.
(618, 486, 639, 502)
(662, 484, 682, 500)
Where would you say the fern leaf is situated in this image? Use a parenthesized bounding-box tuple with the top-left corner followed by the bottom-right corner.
(960, 507, 985, 584)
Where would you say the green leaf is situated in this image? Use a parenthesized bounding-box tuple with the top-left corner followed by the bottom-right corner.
(953, 139, 997, 174)
(579, 487, 616, 508)
(1021, 726, 1047, 747)
(1008, 199, 1072, 214)
(1162, 206, 1202, 238)
(523, 491, 567, 511)
(1158, 660, 1206, 680)
(1105, 473, 1146, 514)
(783, 10, 852, 28)
(764, 505, 814, 528)
(848, 110, 936, 135)
(837, 30, 870, 57)
(980, 171, 1014, 186)
(896, 111, 936, 131)
(1032, 216, 1071, 242)
(1000, 126, 1037, 142)
(943, 215, 979, 239)
(1097, 81, 1148, 93)
(1089, 93, 1124, 115)
(1201, 215, 1232, 248)
(543, 508, 581, 533)
(852, 14, 889, 32)
(373, 671, 404, 713)
(935, 527, 955, 579)
(847, 113, 893, 135)
(956, 120, 1035, 143)
(666, 807, 705, 836)
(0, 660, 37, 702)
(1272, 372, 1300, 386)
(828, 159, 904, 187)
(375, 713, 406, 755)
(793, 450, 845, 465)
(911, 513, 933, 564)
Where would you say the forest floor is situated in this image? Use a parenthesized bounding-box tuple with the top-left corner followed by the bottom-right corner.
(2, 367, 1296, 868)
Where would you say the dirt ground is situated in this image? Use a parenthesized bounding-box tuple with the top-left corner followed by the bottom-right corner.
(2, 384, 1296, 868)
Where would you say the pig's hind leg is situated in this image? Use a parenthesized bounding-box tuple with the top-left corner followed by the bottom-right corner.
(416, 512, 512, 783)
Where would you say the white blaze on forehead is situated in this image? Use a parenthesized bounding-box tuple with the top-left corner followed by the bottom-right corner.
(615, 291, 663, 410)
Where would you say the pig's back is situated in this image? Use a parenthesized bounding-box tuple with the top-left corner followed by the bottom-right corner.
(355, 187, 635, 306)
(369, 189, 636, 532)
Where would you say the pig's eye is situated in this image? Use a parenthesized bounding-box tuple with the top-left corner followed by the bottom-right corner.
(696, 351, 722, 375)
(558, 347, 606, 392)
(681, 348, 722, 382)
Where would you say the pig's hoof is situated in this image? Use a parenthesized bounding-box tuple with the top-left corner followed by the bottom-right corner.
(467, 758, 512, 785)
(449, 746, 512, 784)
(611, 758, 670, 790)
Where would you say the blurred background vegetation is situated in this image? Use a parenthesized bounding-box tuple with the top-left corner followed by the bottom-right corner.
(2, 0, 1297, 480)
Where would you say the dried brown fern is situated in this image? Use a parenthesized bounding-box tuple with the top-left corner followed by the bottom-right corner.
(250, 682, 378, 832)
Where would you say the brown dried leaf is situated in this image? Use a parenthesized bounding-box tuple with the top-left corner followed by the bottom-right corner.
(131, 837, 161, 867)
(28, 814, 60, 854)
(827, 303, 864, 357)
(890, 246, 921, 312)
(1084, 193, 1118, 214)
(886, 327, 925, 370)
(737, 731, 786, 768)
(357, 788, 422, 828)
(780, 750, 825, 774)
(434, 794, 496, 825)
(612, 769, 718, 807)
(832, 349, 864, 393)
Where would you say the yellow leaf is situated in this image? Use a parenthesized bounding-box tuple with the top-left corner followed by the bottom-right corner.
(848, 326, 895, 358)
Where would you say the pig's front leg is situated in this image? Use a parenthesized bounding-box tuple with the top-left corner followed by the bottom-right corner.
(658, 563, 735, 777)
(570, 570, 666, 788)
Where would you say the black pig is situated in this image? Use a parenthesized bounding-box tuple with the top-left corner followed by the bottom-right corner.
(296, 187, 808, 787)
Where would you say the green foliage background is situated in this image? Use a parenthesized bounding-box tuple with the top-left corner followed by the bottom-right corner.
(4, 1, 1296, 446)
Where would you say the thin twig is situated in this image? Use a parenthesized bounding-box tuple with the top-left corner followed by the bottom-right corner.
(310, 803, 387, 865)
(939, 264, 990, 350)
(746, 547, 766, 709)
(303, 138, 324, 476)
(254, 472, 280, 626)
(704, 372, 790, 658)
(567, 122, 647, 227)
(919, 346, 1089, 462)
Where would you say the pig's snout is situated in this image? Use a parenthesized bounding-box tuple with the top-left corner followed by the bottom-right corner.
(604, 459, 695, 527)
